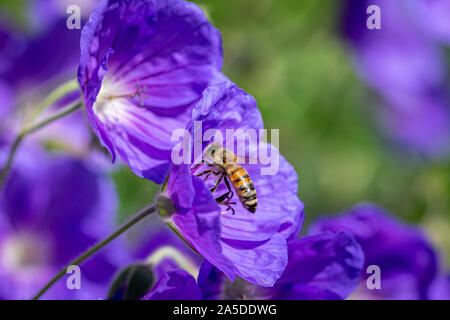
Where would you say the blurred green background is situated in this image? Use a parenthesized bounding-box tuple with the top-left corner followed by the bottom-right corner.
(2, 0, 449, 262)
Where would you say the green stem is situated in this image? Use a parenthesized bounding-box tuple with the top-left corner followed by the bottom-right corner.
(160, 177, 199, 255)
(0, 101, 82, 191)
(32, 204, 157, 300)
(167, 221, 199, 254)
(28, 79, 80, 123)
(26, 101, 82, 135)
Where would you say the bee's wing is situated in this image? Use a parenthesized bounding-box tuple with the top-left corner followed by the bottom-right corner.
(234, 149, 259, 166)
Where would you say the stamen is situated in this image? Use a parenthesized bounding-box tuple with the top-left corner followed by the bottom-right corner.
(106, 84, 149, 107)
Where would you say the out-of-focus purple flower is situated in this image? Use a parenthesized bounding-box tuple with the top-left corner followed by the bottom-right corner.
(164, 81, 304, 287)
(0, 144, 126, 300)
(3, 0, 98, 78)
(429, 274, 450, 300)
(78, 0, 223, 184)
(0, 80, 12, 122)
(1, 0, 98, 86)
(197, 231, 364, 300)
(0, 24, 24, 135)
(2, 21, 80, 91)
(0, 23, 23, 76)
(0, 2, 97, 154)
(309, 203, 441, 300)
(342, 0, 450, 157)
(28, 0, 98, 33)
(405, 0, 450, 45)
(381, 95, 450, 156)
(142, 259, 202, 300)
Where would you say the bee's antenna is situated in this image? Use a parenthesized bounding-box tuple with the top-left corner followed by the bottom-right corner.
(195, 140, 208, 146)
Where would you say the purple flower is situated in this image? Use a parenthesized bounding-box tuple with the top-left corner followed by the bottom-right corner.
(406, 0, 450, 45)
(0, 23, 23, 78)
(342, 0, 450, 157)
(28, 0, 98, 33)
(0, 80, 12, 123)
(309, 203, 441, 300)
(0, 5, 94, 154)
(429, 275, 450, 300)
(142, 259, 202, 300)
(78, 0, 223, 183)
(197, 231, 364, 300)
(0, 144, 127, 299)
(164, 81, 304, 287)
(1, 19, 81, 91)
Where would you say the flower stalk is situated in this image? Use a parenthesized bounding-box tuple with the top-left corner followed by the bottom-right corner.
(32, 203, 158, 300)
(27, 79, 80, 124)
(0, 100, 82, 191)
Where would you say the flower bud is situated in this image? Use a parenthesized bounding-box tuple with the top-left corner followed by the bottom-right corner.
(156, 193, 177, 220)
(107, 263, 155, 300)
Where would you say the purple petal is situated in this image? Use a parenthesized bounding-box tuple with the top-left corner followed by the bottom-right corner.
(78, 0, 223, 184)
(406, 0, 450, 45)
(342, 0, 449, 157)
(143, 259, 202, 300)
(380, 94, 450, 157)
(190, 82, 304, 242)
(428, 274, 450, 300)
(3, 18, 82, 88)
(343, 0, 444, 100)
(197, 260, 224, 300)
(169, 165, 237, 282)
(0, 80, 12, 120)
(309, 203, 440, 299)
(168, 81, 304, 287)
(197, 231, 364, 300)
(190, 81, 264, 137)
(273, 232, 364, 299)
(0, 144, 126, 299)
(221, 234, 289, 287)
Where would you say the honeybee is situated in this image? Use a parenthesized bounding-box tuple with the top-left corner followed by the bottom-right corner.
(192, 143, 257, 214)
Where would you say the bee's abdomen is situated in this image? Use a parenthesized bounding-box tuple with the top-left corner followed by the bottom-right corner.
(228, 166, 257, 213)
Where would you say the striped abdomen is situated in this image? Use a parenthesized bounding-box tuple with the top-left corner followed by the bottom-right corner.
(227, 166, 257, 213)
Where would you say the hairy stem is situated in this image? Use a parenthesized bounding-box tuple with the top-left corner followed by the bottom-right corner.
(28, 79, 80, 124)
(0, 101, 82, 191)
(167, 221, 199, 254)
(32, 204, 158, 300)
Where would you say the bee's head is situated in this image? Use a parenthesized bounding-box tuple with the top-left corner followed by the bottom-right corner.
(203, 143, 223, 162)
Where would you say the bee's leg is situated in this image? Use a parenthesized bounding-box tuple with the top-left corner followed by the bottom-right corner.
(196, 169, 221, 181)
(210, 173, 225, 193)
(191, 160, 215, 171)
(226, 205, 236, 215)
(191, 160, 205, 171)
(217, 200, 236, 215)
(215, 176, 234, 202)
(223, 176, 234, 200)
(216, 196, 237, 214)
(217, 176, 237, 214)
